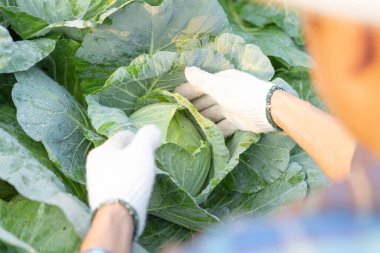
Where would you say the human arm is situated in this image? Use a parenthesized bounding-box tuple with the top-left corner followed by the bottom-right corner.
(176, 67, 355, 182)
(80, 126, 162, 253)
(81, 204, 134, 253)
(271, 90, 355, 181)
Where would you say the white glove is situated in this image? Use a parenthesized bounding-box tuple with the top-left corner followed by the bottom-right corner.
(175, 67, 284, 137)
(86, 125, 162, 237)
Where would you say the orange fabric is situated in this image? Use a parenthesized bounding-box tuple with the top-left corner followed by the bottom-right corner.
(304, 14, 380, 158)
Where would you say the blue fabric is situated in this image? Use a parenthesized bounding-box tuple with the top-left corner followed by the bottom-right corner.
(181, 212, 380, 253)
(81, 248, 113, 253)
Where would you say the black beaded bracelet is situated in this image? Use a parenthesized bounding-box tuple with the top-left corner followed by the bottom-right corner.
(265, 85, 285, 131)
(92, 199, 140, 241)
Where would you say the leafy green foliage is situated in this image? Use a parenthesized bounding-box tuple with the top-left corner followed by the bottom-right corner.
(239, 1, 304, 44)
(157, 143, 211, 196)
(219, 0, 311, 68)
(0, 25, 11, 70)
(0, 225, 36, 253)
(0, 25, 56, 74)
(12, 68, 96, 183)
(0, 105, 90, 237)
(222, 133, 296, 194)
(276, 67, 325, 109)
(291, 145, 329, 192)
(39, 39, 84, 104)
(0, 197, 81, 253)
(0, 0, 327, 252)
(140, 216, 192, 253)
(0, 0, 135, 39)
(203, 162, 307, 218)
(0, 74, 15, 103)
(0, 181, 16, 201)
(77, 0, 228, 65)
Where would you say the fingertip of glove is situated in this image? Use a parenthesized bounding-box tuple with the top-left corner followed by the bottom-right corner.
(185, 66, 221, 95)
(134, 125, 162, 149)
(184, 66, 200, 76)
(104, 130, 135, 150)
(112, 130, 135, 141)
(185, 66, 210, 84)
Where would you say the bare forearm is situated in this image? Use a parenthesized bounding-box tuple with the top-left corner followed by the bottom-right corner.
(81, 204, 134, 253)
(271, 90, 355, 181)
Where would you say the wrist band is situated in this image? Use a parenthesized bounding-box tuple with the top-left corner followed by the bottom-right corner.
(265, 85, 285, 131)
(92, 199, 140, 241)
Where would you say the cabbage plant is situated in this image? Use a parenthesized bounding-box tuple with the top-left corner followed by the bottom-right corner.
(0, 0, 328, 252)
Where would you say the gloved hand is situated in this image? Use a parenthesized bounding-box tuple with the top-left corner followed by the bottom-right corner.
(176, 67, 287, 137)
(86, 125, 162, 237)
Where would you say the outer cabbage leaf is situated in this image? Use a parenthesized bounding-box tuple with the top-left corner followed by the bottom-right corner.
(80, 0, 135, 21)
(131, 103, 180, 142)
(76, 60, 118, 95)
(203, 162, 307, 219)
(206, 33, 274, 81)
(0, 226, 35, 253)
(87, 95, 137, 138)
(85, 0, 136, 23)
(12, 67, 96, 183)
(218, 0, 310, 67)
(201, 133, 308, 219)
(93, 50, 232, 115)
(221, 133, 296, 194)
(0, 198, 81, 253)
(14, 0, 81, 24)
(0, 26, 56, 74)
(140, 216, 192, 253)
(77, 0, 228, 66)
(0, 105, 90, 237)
(233, 25, 311, 68)
(39, 39, 84, 104)
(225, 131, 261, 180)
(148, 172, 220, 231)
(291, 146, 329, 192)
(0, 4, 49, 39)
(0, 0, 134, 39)
(0, 25, 12, 70)
(240, 1, 304, 44)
